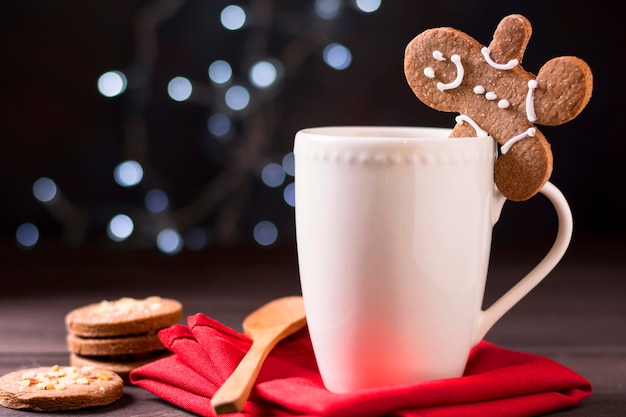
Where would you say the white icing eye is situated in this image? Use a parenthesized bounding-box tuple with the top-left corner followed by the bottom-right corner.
(424, 67, 435, 78)
(433, 50, 445, 61)
(473, 85, 485, 94)
(485, 92, 497, 100)
(498, 99, 510, 109)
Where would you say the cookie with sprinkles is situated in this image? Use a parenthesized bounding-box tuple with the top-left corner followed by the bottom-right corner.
(0, 365, 123, 411)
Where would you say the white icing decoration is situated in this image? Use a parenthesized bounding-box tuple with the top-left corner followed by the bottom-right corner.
(485, 92, 497, 100)
(424, 67, 435, 78)
(436, 55, 463, 91)
(526, 79, 538, 122)
(481, 47, 519, 70)
(501, 128, 536, 154)
(433, 50, 445, 61)
(455, 115, 488, 137)
(498, 99, 510, 109)
(473, 85, 485, 94)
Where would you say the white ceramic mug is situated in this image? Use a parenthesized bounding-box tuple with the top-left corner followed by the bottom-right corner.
(294, 126, 572, 393)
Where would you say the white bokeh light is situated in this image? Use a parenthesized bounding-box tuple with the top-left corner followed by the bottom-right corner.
(323, 43, 352, 70)
(114, 160, 143, 187)
(261, 163, 285, 188)
(253, 221, 278, 246)
(157, 228, 183, 254)
(208, 60, 233, 85)
(355, 0, 382, 13)
(167, 76, 193, 101)
(225, 85, 250, 111)
(145, 189, 169, 213)
(221, 5, 246, 30)
(16, 223, 39, 248)
(33, 177, 58, 203)
(207, 113, 232, 138)
(282, 152, 295, 176)
(97, 71, 127, 97)
(249, 60, 278, 89)
(315, 0, 341, 19)
(108, 214, 134, 242)
(283, 182, 295, 207)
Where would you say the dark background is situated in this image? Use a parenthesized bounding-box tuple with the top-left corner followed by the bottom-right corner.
(0, 0, 624, 257)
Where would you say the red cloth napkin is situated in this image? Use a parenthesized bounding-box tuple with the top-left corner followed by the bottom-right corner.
(130, 313, 591, 417)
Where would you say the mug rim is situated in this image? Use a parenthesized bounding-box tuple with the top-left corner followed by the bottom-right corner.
(295, 126, 493, 143)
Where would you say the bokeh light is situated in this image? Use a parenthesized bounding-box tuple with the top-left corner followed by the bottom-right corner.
(156, 228, 183, 254)
(114, 160, 143, 187)
(33, 177, 58, 203)
(221, 5, 246, 30)
(145, 189, 169, 213)
(283, 183, 295, 207)
(261, 163, 286, 188)
(315, 0, 341, 19)
(225, 85, 250, 111)
(323, 43, 352, 70)
(107, 214, 134, 242)
(249, 60, 279, 89)
(97, 70, 127, 97)
(207, 113, 232, 138)
(253, 221, 278, 246)
(167, 76, 193, 101)
(282, 152, 295, 176)
(208, 60, 233, 84)
(354, 0, 382, 13)
(16, 223, 39, 248)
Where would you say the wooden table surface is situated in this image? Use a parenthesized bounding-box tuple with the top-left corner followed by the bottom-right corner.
(0, 236, 624, 416)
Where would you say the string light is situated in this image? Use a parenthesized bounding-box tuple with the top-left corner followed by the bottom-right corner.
(97, 70, 127, 97)
(16, 223, 40, 248)
(354, 0, 382, 13)
(224, 85, 250, 111)
(323, 43, 352, 70)
(220, 5, 246, 31)
(19, 1, 381, 251)
(114, 160, 143, 187)
(145, 189, 169, 213)
(253, 221, 278, 246)
(156, 228, 183, 254)
(315, 0, 341, 19)
(208, 60, 233, 85)
(167, 76, 193, 101)
(33, 177, 58, 203)
(283, 183, 295, 207)
(107, 214, 134, 242)
(261, 163, 286, 188)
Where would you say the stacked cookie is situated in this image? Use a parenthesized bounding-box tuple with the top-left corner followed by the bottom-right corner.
(65, 296, 182, 382)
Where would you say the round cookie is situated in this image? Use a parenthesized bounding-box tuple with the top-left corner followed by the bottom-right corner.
(404, 14, 592, 201)
(66, 296, 182, 337)
(67, 331, 166, 356)
(0, 365, 123, 412)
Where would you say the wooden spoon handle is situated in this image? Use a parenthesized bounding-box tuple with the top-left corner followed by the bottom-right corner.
(211, 337, 277, 414)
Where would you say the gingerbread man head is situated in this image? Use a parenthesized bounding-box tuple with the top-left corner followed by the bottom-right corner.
(404, 14, 593, 201)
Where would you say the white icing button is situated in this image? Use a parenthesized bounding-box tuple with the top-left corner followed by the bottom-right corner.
(485, 92, 497, 100)
(498, 99, 510, 109)
(473, 85, 485, 94)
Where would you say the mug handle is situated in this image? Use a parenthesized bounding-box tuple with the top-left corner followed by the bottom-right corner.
(472, 181, 573, 344)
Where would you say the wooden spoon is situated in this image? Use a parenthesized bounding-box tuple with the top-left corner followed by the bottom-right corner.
(210, 296, 307, 414)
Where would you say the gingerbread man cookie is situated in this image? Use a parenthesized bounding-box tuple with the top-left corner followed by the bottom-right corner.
(404, 14, 592, 201)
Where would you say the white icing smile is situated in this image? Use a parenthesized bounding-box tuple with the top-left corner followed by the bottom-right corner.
(437, 55, 464, 91)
